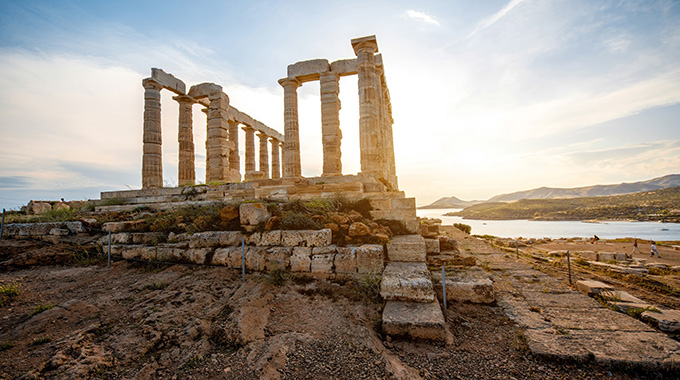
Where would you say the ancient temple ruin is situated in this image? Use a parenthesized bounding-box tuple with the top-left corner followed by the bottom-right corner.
(101, 35, 414, 231)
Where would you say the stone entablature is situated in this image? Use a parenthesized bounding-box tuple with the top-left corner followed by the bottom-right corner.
(141, 68, 284, 188)
(278, 35, 398, 189)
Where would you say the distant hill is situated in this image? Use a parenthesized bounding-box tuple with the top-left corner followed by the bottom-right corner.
(418, 196, 484, 209)
(488, 174, 680, 202)
(447, 186, 680, 222)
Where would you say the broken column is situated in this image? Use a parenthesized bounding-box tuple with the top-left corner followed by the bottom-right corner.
(352, 35, 385, 180)
(258, 132, 270, 179)
(319, 71, 342, 176)
(175, 95, 195, 186)
(271, 138, 281, 179)
(228, 120, 241, 182)
(142, 78, 163, 188)
(206, 89, 231, 183)
(279, 77, 302, 178)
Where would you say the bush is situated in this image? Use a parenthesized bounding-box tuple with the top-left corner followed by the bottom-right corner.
(0, 281, 21, 305)
(375, 219, 409, 235)
(453, 223, 472, 234)
(31, 303, 55, 316)
(280, 212, 322, 230)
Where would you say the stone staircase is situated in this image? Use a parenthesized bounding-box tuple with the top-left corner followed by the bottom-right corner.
(380, 235, 448, 341)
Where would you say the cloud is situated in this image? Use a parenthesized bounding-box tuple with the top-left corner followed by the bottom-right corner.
(405, 10, 440, 26)
(468, 0, 530, 37)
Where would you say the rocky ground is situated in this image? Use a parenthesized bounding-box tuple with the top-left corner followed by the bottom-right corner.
(1, 239, 679, 379)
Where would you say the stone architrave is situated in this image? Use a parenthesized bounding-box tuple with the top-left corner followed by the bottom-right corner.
(142, 78, 163, 188)
(206, 90, 231, 183)
(258, 132, 270, 179)
(228, 120, 241, 182)
(319, 71, 342, 176)
(278, 77, 302, 178)
(175, 95, 195, 186)
(271, 138, 281, 179)
(352, 35, 386, 181)
(243, 125, 256, 180)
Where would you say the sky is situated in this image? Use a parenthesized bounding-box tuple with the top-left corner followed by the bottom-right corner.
(0, 0, 679, 209)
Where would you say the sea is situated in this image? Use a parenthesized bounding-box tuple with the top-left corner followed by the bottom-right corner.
(417, 208, 680, 241)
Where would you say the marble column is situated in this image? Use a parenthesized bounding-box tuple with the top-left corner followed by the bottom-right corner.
(228, 120, 241, 182)
(278, 77, 302, 178)
(206, 91, 231, 183)
(142, 78, 163, 188)
(243, 126, 256, 177)
(319, 71, 342, 176)
(270, 138, 281, 179)
(175, 95, 195, 186)
(352, 36, 385, 179)
(258, 133, 270, 179)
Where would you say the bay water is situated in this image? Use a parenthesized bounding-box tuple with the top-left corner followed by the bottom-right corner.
(417, 208, 680, 241)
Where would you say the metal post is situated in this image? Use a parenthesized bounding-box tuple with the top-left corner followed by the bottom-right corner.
(107, 230, 111, 268)
(0, 209, 5, 242)
(241, 236, 245, 282)
(567, 250, 572, 285)
(441, 266, 447, 320)
(515, 240, 519, 259)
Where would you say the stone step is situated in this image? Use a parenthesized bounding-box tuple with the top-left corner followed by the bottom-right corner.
(382, 300, 448, 341)
(386, 235, 426, 262)
(380, 262, 435, 303)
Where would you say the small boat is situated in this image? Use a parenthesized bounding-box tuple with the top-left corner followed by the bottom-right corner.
(660, 228, 669, 231)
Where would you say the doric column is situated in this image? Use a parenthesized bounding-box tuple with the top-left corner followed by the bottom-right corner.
(270, 138, 281, 179)
(258, 132, 270, 179)
(278, 77, 302, 178)
(206, 91, 231, 183)
(319, 71, 342, 176)
(228, 120, 241, 182)
(142, 78, 163, 188)
(175, 95, 195, 186)
(352, 35, 385, 180)
(243, 126, 256, 175)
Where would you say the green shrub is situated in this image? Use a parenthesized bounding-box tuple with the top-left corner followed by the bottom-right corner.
(375, 219, 409, 235)
(31, 336, 52, 345)
(453, 223, 472, 234)
(265, 268, 288, 287)
(351, 274, 382, 303)
(31, 303, 55, 316)
(0, 281, 21, 305)
(280, 212, 322, 230)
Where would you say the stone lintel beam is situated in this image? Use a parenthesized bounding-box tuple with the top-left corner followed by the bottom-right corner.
(287, 59, 330, 83)
(330, 54, 382, 77)
(151, 68, 186, 95)
(188, 82, 224, 100)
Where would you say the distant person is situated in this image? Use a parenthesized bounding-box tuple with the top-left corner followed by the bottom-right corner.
(631, 239, 641, 255)
(651, 241, 660, 258)
(591, 235, 600, 244)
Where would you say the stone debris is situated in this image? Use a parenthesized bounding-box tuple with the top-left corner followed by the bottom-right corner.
(642, 309, 680, 333)
(382, 301, 447, 341)
(432, 268, 495, 304)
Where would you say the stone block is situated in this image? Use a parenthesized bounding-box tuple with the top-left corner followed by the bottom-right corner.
(190, 231, 242, 248)
(287, 59, 330, 82)
(131, 232, 165, 245)
(356, 244, 384, 274)
(575, 251, 597, 261)
(48, 228, 69, 236)
(597, 252, 615, 262)
(245, 247, 267, 271)
(110, 233, 132, 244)
(610, 302, 653, 313)
(156, 247, 183, 262)
(186, 248, 211, 264)
(369, 198, 392, 211)
(424, 239, 440, 254)
(334, 247, 357, 274)
(64, 221, 86, 234)
(239, 203, 271, 226)
(321, 182, 362, 192)
(380, 262, 435, 303)
(120, 245, 144, 260)
(27, 200, 52, 214)
(311, 253, 335, 274)
(642, 309, 680, 333)
(330, 58, 358, 76)
(436, 272, 494, 304)
(102, 222, 126, 233)
(140, 246, 157, 261)
(244, 232, 261, 245)
(382, 300, 447, 341)
(281, 229, 332, 247)
(290, 247, 312, 272)
(600, 290, 644, 304)
(575, 280, 615, 296)
(615, 252, 628, 261)
(213, 247, 243, 268)
(266, 247, 292, 271)
(391, 197, 415, 210)
(387, 235, 426, 262)
(151, 68, 186, 94)
(259, 230, 282, 246)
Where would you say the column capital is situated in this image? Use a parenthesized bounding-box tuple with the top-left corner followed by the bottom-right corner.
(173, 94, 195, 104)
(351, 35, 378, 55)
(242, 124, 254, 132)
(142, 78, 163, 91)
(269, 137, 280, 144)
(257, 132, 269, 138)
(278, 77, 301, 88)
